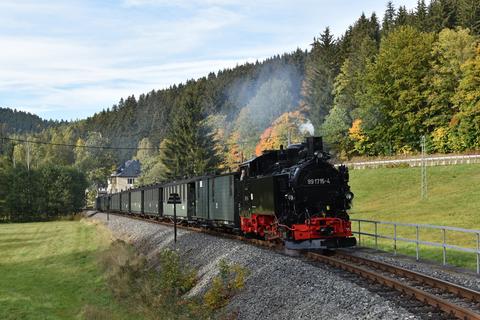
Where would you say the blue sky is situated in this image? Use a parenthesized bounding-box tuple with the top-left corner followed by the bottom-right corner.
(0, 0, 417, 121)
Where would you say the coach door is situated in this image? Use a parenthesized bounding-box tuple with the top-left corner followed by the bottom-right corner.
(187, 182, 196, 220)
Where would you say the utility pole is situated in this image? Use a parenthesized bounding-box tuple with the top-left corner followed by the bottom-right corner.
(26, 141, 30, 171)
(421, 135, 427, 200)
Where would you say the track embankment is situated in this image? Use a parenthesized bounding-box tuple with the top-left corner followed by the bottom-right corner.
(91, 212, 425, 320)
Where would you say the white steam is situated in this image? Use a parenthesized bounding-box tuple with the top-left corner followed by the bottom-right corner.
(299, 119, 314, 136)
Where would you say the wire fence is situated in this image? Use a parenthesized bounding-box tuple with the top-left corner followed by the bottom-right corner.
(342, 154, 480, 169)
(351, 219, 480, 274)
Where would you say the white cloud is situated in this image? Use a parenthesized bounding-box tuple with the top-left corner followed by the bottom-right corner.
(0, 0, 420, 120)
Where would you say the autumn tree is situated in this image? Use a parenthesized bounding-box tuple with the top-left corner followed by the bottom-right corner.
(254, 110, 310, 156)
(449, 45, 480, 150)
(358, 26, 435, 154)
(426, 27, 477, 151)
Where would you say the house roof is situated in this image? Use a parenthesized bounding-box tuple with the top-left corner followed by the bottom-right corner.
(112, 159, 141, 177)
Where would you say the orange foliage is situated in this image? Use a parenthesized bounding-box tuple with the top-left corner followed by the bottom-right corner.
(255, 127, 275, 156)
(255, 110, 309, 156)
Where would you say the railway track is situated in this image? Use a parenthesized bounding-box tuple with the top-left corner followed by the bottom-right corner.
(305, 251, 480, 320)
(98, 211, 480, 319)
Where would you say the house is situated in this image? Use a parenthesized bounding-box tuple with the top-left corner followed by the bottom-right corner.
(107, 159, 141, 193)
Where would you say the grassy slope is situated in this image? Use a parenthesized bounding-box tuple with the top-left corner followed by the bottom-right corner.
(349, 164, 480, 269)
(0, 220, 131, 320)
(349, 164, 480, 227)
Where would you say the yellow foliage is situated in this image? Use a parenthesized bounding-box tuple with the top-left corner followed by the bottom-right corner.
(224, 131, 243, 171)
(348, 119, 365, 142)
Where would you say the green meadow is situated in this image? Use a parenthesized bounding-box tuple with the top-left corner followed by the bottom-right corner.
(0, 220, 133, 320)
(349, 164, 480, 270)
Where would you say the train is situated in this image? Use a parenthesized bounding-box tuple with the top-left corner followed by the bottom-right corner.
(96, 136, 356, 250)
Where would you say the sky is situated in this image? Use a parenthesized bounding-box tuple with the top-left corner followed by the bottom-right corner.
(0, 0, 418, 121)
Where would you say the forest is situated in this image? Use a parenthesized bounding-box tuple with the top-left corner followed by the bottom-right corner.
(0, 0, 479, 221)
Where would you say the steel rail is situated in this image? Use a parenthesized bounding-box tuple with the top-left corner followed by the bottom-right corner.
(96, 211, 480, 319)
(334, 251, 480, 303)
(306, 252, 480, 320)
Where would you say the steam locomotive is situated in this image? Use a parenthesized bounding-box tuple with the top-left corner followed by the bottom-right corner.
(96, 137, 356, 249)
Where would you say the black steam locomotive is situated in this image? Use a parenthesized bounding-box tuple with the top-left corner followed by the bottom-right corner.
(96, 137, 356, 249)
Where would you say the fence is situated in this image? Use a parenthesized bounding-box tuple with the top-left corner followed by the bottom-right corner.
(343, 154, 480, 169)
(351, 219, 480, 274)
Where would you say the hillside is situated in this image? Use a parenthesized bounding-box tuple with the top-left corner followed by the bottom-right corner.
(0, 108, 58, 135)
(349, 164, 480, 229)
(349, 164, 480, 269)
(1, 0, 479, 191)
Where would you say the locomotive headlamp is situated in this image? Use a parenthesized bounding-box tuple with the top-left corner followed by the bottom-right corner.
(285, 193, 295, 201)
(345, 192, 354, 201)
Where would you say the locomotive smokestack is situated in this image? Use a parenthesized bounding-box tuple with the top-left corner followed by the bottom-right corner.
(306, 137, 323, 156)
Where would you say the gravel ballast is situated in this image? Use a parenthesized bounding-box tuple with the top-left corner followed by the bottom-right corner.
(341, 247, 480, 292)
(91, 213, 425, 320)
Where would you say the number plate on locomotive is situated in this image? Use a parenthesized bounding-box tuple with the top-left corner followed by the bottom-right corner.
(306, 178, 330, 185)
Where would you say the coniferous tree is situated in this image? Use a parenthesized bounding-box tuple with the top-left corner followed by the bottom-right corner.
(382, 1, 396, 34)
(396, 6, 409, 26)
(158, 87, 220, 180)
(458, 0, 480, 34)
(441, 0, 459, 29)
(303, 27, 339, 132)
(416, 0, 429, 31)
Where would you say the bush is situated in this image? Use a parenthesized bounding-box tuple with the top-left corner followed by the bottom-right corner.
(204, 259, 248, 310)
(95, 241, 249, 319)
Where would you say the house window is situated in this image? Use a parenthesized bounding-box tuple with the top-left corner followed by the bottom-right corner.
(128, 178, 134, 184)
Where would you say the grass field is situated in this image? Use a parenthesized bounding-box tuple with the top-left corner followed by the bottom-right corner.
(349, 164, 480, 270)
(0, 219, 133, 320)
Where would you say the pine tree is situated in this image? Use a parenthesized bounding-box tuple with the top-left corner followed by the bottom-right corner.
(158, 87, 220, 180)
(427, 0, 445, 32)
(396, 6, 409, 26)
(416, 0, 429, 31)
(441, 0, 458, 29)
(382, 1, 396, 34)
(458, 0, 480, 34)
(302, 27, 339, 132)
